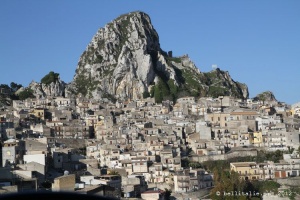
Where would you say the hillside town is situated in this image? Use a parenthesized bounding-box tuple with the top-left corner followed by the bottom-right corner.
(1, 92, 300, 199)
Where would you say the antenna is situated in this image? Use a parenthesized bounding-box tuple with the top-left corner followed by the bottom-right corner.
(212, 64, 217, 70)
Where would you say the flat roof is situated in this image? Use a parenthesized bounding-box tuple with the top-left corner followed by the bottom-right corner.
(231, 162, 257, 167)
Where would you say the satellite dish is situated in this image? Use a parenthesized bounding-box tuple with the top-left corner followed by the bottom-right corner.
(64, 170, 70, 176)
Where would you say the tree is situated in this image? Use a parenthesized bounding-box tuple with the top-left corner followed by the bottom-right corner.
(188, 161, 202, 169)
(154, 77, 170, 103)
(164, 188, 172, 200)
(143, 91, 150, 99)
(0, 84, 10, 90)
(18, 88, 35, 100)
(167, 79, 178, 101)
(10, 82, 22, 92)
(41, 71, 59, 85)
(210, 170, 247, 200)
(150, 86, 155, 97)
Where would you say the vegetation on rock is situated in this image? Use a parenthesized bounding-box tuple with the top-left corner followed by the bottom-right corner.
(74, 70, 99, 97)
(41, 71, 60, 85)
(18, 88, 35, 100)
(71, 11, 248, 101)
(10, 82, 23, 92)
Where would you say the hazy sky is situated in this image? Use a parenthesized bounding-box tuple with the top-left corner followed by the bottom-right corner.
(1, 0, 299, 104)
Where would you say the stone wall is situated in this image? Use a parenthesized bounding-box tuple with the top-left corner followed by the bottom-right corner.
(191, 150, 257, 162)
(276, 177, 300, 186)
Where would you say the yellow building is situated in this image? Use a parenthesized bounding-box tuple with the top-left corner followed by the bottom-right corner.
(291, 106, 300, 117)
(230, 162, 261, 180)
(206, 112, 230, 128)
(250, 131, 263, 146)
(30, 108, 45, 120)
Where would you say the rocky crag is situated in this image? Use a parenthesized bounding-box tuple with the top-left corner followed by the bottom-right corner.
(253, 91, 278, 103)
(28, 77, 66, 99)
(69, 11, 249, 102)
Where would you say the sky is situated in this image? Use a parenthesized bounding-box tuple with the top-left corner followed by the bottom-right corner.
(0, 0, 299, 105)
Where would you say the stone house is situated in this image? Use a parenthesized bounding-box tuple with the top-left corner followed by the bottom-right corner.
(189, 168, 213, 190)
(205, 112, 230, 129)
(25, 139, 47, 155)
(2, 139, 25, 167)
(191, 103, 207, 116)
(12, 100, 26, 111)
(230, 159, 300, 180)
(88, 101, 101, 111)
(256, 115, 282, 131)
(187, 138, 209, 156)
(131, 157, 148, 173)
(52, 109, 72, 121)
(173, 169, 190, 193)
(122, 175, 147, 198)
(177, 96, 195, 105)
(249, 131, 264, 147)
(228, 109, 260, 132)
(17, 161, 46, 185)
(30, 108, 45, 121)
(2, 128, 15, 140)
(86, 143, 101, 159)
(119, 160, 133, 175)
(76, 102, 89, 117)
(195, 121, 211, 140)
(13, 109, 29, 119)
(141, 189, 166, 200)
(52, 174, 76, 192)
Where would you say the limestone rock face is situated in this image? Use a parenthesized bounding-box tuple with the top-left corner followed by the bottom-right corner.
(70, 11, 249, 101)
(72, 11, 160, 100)
(194, 68, 249, 99)
(29, 78, 66, 98)
(253, 91, 277, 102)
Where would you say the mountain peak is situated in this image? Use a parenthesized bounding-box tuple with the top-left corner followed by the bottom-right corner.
(70, 11, 248, 102)
(253, 91, 277, 102)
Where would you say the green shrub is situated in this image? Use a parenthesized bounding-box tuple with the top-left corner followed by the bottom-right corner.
(143, 91, 150, 99)
(10, 82, 22, 92)
(41, 71, 59, 85)
(208, 86, 226, 98)
(18, 88, 35, 100)
(154, 78, 170, 103)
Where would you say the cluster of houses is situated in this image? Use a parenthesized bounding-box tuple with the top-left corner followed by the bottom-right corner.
(0, 94, 300, 199)
(230, 151, 300, 181)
